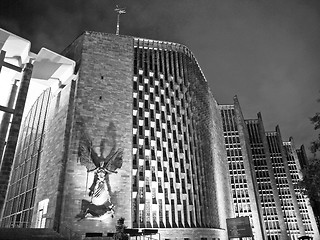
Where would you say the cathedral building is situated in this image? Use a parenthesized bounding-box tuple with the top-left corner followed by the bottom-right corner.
(0, 30, 233, 240)
(0, 28, 319, 240)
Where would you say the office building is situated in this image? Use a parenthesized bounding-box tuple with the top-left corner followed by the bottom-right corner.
(219, 97, 266, 240)
(283, 139, 318, 237)
(245, 116, 319, 240)
(219, 95, 319, 240)
(295, 145, 308, 170)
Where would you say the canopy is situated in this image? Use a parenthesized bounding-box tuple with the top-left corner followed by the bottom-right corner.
(32, 48, 75, 86)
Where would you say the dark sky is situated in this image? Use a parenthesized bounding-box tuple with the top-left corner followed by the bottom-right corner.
(1, 0, 320, 155)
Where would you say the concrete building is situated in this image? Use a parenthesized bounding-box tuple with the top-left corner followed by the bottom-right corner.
(245, 115, 319, 240)
(283, 139, 319, 238)
(245, 116, 288, 240)
(219, 94, 319, 240)
(0, 31, 234, 239)
(295, 145, 308, 170)
(219, 97, 266, 240)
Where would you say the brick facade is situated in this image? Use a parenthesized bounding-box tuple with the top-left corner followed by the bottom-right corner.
(60, 32, 134, 233)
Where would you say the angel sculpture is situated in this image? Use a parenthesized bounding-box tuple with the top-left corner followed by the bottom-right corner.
(76, 126, 123, 220)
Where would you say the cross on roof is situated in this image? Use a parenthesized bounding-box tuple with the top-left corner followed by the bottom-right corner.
(114, 5, 126, 35)
(0, 50, 22, 73)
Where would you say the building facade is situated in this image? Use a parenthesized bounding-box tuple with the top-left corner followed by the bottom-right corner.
(1, 31, 234, 240)
(245, 116, 289, 240)
(295, 145, 308, 170)
(219, 97, 266, 240)
(219, 95, 320, 240)
(245, 115, 319, 240)
(1, 28, 319, 240)
(283, 139, 318, 237)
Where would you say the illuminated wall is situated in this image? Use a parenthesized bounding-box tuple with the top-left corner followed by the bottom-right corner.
(244, 115, 320, 240)
(219, 99, 266, 240)
(265, 129, 305, 239)
(245, 117, 288, 240)
(283, 139, 319, 239)
(131, 38, 233, 235)
(60, 32, 134, 235)
(2, 31, 233, 239)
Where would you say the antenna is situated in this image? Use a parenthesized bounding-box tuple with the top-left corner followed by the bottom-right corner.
(114, 5, 126, 35)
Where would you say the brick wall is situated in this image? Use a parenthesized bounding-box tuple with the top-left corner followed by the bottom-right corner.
(60, 32, 134, 235)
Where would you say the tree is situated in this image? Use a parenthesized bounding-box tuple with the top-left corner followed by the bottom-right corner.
(113, 217, 129, 240)
(310, 109, 320, 155)
(299, 98, 320, 227)
(299, 158, 320, 217)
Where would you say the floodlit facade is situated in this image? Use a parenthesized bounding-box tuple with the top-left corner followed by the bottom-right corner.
(219, 95, 320, 240)
(283, 139, 318, 237)
(0, 31, 234, 240)
(1, 28, 319, 240)
(295, 145, 308, 170)
(245, 116, 287, 240)
(219, 97, 266, 240)
(245, 116, 319, 240)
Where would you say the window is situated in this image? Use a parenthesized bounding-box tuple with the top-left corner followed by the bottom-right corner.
(157, 138, 161, 151)
(162, 129, 167, 141)
(170, 178, 175, 193)
(139, 210, 144, 223)
(36, 199, 49, 228)
(156, 119, 161, 132)
(145, 118, 149, 129)
(159, 199, 163, 222)
(139, 126, 143, 136)
(144, 100, 149, 110)
(139, 187, 144, 201)
(167, 121, 171, 132)
(175, 168, 180, 183)
(2, 89, 50, 228)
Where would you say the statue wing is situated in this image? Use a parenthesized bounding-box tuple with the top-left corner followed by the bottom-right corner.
(78, 130, 97, 170)
(104, 148, 124, 173)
